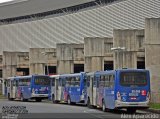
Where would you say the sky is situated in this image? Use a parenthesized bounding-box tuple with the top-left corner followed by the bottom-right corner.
(0, 0, 14, 3)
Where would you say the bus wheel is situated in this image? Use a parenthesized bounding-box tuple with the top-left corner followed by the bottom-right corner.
(87, 98, 93, 109)
(8, 93, 11, 101)
(52, 94, 57, 103)
(36, 98, 42, 102)
(102, 100, 106, 112)
(127, 108, 136, 114)
(20, 94, 25, 102)
(67, 96, 71, 105)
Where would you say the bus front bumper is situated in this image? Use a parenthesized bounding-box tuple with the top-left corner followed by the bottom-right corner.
(115, 100, 150, 108)
(31, 94, 49, 98)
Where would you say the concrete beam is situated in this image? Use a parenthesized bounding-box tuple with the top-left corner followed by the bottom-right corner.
(2, 51, 29, 79)
(29, 48, 57, 75)
(56, 43, 84, 74)
(84, 37, 106, 72)
(113, 29, 144, 69)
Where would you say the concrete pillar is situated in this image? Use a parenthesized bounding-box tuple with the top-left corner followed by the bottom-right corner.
(29, 48, 46, 74)
(84, 37, 105, 72)
(2, 51, 17, 79)
(145, 18, 160, 103)
(113, 29, 144, 69)
(57, 43, 83, 74)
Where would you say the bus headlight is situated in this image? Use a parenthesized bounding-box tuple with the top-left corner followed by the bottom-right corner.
(117, 91, 121, 101)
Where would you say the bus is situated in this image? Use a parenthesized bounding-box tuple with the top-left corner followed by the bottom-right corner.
(50, 72, 86, 104)
(86, 69, 150, 113)
(7, 75, 50, 102)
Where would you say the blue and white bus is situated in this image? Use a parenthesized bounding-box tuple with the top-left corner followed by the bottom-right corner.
(50, 72, 86, 104)
(86, 69, 150, 113)
(7, 75, 50, 102)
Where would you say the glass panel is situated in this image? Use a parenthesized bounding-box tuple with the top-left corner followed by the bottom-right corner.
(34, 76, 50, 86)
(51, 78, 55, 86)
(120, 72, 147, 87)
(66, 77, 71, 87)
(75, 76, 80, 87)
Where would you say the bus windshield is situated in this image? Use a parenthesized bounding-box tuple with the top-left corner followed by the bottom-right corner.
(34, 76, 50, 86)
(120, 72, 147, 87)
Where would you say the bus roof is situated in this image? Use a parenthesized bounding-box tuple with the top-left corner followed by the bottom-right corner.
(7, 74, 49, 80)
(50, 75, 60, 78)
(60, 72, 85, 78)
(114, 69, 149, 72)
(86, 69, 149, 76)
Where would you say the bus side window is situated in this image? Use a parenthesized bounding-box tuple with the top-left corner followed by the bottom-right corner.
(99, 76, 104, 87)
(13, 80, 16, 86)
(75, 76, 80, 87)
(104, 75, 109, 87)
(71, 77, 75, 86)
(93, 76, 97, 87)
(52, 78, 55, 86)
(16, 80, 18, 87)
(109, 75, 115, 88)
(87, 76, 90, 87)
(62, 79, 65, 87)
(7, 80, 10, 87)
(27, 78, 31, 86)
(66, 77, 71, 87)
(58, 79, 61, 86)
(84, 76, 87, 87)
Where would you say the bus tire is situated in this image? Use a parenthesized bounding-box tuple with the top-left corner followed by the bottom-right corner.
(102, 100, 106, 112)
(87, 98, 93, 109)
(67, 96, 72, 105)
(20, 94, 25, 102)
(7, 93, 12, 101)
(52, 94, 57, 103)
(36, 98, 42, 102)
(127, 108, 136, 114)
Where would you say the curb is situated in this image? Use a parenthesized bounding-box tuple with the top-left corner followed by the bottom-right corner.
(145, 108, 160, 114)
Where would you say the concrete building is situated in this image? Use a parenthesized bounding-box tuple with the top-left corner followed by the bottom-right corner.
(145, 18, 160, 103)
(0, 0, 160, 102)
(2, 51, 29, 79)
(84, 37, 113, 72)
(56, 43, 84, 74)
(113, 29, 145, 69)
(29, 48, 57, 75)
(0, 0, 160, 55)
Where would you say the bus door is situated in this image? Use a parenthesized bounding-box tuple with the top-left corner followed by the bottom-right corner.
(4, 79, 8, 96)
(105, 75, 115, 109)
(93, 75, 98, 106)
(51, 78, 55, 98)
(56, 78, 65, 101)
(87, 75, 97, 106)
(54, 77, 59, 100)
(10, 79, 17, 99)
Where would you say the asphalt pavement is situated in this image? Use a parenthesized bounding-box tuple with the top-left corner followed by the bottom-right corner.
(0, 99, 156, 119)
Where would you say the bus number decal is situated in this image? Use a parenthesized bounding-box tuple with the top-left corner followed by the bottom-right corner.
(129, 90, 140, 96)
